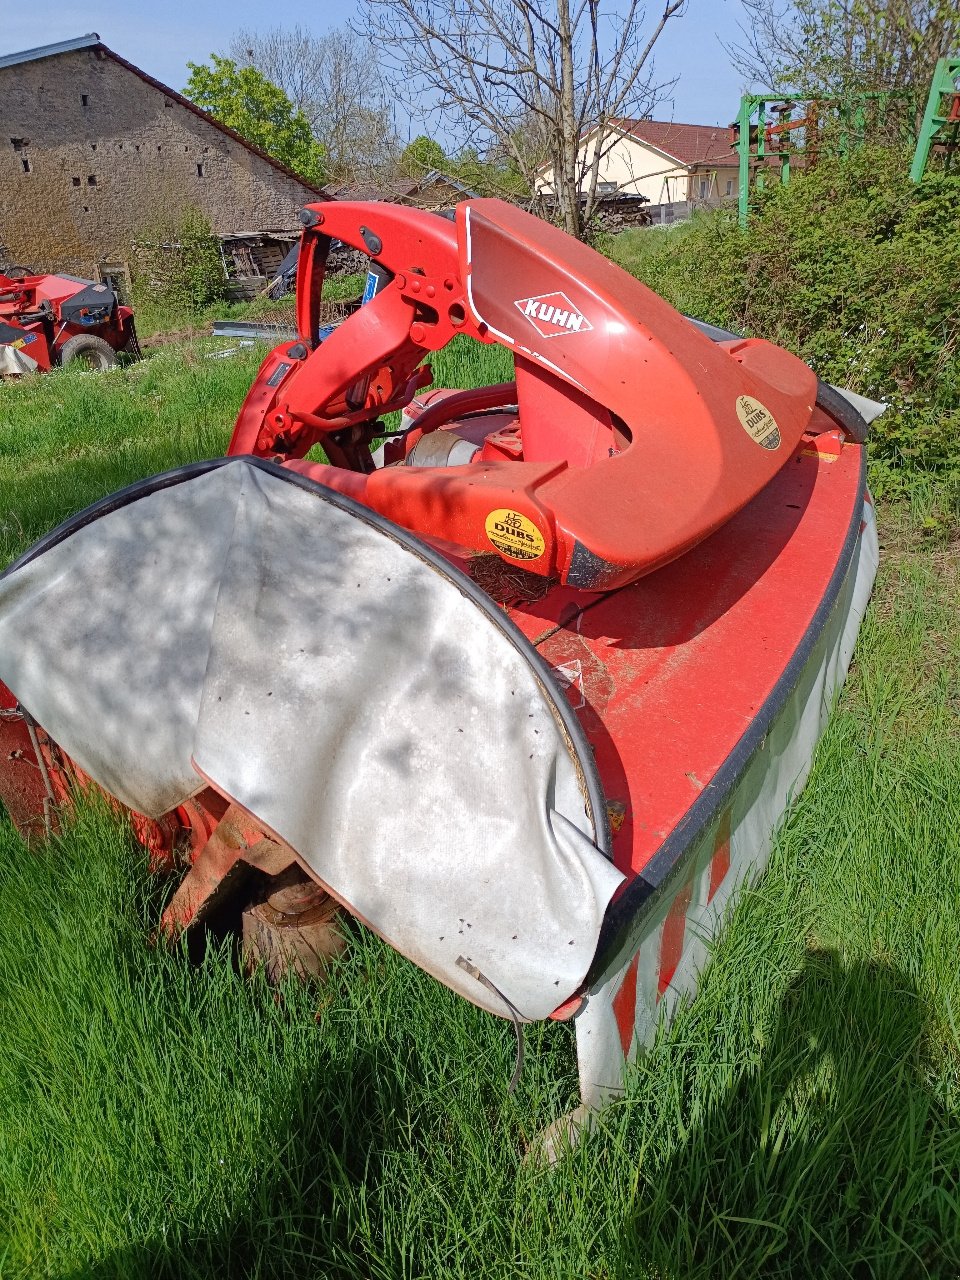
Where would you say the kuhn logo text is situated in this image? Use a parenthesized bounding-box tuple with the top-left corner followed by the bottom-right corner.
(514, 291, 594, 339)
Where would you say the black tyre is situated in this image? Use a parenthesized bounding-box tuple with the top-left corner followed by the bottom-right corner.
(57, 333, 119, 372)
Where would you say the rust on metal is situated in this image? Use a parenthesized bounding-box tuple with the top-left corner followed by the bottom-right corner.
(242, 869, 347, 982)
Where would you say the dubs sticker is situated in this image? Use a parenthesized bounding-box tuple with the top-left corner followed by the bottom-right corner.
(485, 509, 546, 561)
(735, 395, 781, 450)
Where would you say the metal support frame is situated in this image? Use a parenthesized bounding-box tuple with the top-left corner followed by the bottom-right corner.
(910, 57, 960, 182)
(734, 90, 905, 226)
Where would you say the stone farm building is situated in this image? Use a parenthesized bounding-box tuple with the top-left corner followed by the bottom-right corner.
(0, 33, 327, 292)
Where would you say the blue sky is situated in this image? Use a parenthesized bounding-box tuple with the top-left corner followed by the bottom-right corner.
(3, 0, 753, 131)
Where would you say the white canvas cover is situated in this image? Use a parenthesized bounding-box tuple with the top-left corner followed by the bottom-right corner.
(0, 345, 39, 376)
(0, 460, 622, 1019)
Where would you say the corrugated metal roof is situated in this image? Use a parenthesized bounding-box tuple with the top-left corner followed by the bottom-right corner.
(322, 170, 478, 204)
(0, 33, 100, 71)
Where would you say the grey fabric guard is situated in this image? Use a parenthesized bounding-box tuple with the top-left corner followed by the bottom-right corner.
(0, 461, 623, 1019)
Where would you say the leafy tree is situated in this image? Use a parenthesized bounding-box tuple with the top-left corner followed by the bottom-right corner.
(183, 55, 327, 185)
(228, 26, 401, 182)
(729, 0, 960, 108)
(398, 136, 531, 198)
(451, 147, 530, 199)
(399, 135, 448, 178)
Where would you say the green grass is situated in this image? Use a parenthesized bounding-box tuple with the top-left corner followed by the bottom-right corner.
(0, 342, 958, 1277)
(0, 334, 512, 567)
(132, 272, 370, 340)
(0, 344, 255, 563)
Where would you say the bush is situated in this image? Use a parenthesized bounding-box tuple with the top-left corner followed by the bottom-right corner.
(605, 149, 960, 495)
(131, 207, 227, 324)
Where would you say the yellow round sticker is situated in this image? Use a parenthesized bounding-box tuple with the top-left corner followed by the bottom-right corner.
(485, 509, 546, 561)
(735, 395, 781, 450)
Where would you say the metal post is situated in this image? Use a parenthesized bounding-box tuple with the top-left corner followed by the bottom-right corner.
(736, 95, 753, 227)
(910, 58, 960, 182)
(755, 99, 768, 196)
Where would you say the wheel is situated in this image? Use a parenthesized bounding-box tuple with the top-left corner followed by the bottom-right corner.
(56, 333, 119, 372)
(241, 869, 347, 982)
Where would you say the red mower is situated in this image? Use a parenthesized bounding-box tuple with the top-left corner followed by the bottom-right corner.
(0, 200, 880, 1143)
(0, 268, 139, 376)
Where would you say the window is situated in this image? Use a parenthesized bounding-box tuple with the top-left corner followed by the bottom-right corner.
(87, 175, 96, 186)
(196, 162, 205, 177)
(72, 176, 81, 187)
(725, 179, 733, 196)
(698, 178, 709, 198)
(81, 94, 89, 107)
(11, 139, 32, 172)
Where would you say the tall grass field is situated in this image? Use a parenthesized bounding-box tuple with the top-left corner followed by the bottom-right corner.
(0, 325, 958, 1278)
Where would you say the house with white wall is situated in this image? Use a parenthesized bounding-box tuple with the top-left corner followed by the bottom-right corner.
(537, 118, 740, 208)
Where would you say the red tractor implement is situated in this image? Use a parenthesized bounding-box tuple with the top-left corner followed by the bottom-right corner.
(0, 268, 139, 376)
(0, 200, 879, 1140)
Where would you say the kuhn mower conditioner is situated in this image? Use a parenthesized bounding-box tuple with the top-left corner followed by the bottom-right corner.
(0, 200, 879, 1133)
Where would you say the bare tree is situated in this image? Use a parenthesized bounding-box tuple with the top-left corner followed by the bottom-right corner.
(358, 0, 686, 239)
(728, 0, 960, 110)
(229, 25, 402, 182)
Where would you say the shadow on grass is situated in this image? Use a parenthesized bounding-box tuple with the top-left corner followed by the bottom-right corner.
(58, 1028, 409, 1280)
(616, 948, 960, 1279)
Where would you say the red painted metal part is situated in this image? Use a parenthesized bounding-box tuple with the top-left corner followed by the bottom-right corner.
(0, 689, 293, 936)
(227, 199, 820, 591)
(707, 809, 732, 904)
(612, 955, 641, 1055)
(0, 270, 135, 371)
(504, 428, 864, 1019)
(507, 429, 861, 886)
(0, 199, 868, 1012)
(657, 879, 694, 999)
(0, 425, 864, 1017)
(0, 685, 57, 838)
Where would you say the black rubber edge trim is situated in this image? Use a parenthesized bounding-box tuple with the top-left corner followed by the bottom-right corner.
(685, 314, 871, 444)
(585, 445, 868, 987)
(2, 455, 610, 858)
(814, 381, 869, 445)
(684, 315, 741, 343)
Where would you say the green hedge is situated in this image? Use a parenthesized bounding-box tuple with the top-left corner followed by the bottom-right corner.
(606, 148, 960, 498)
